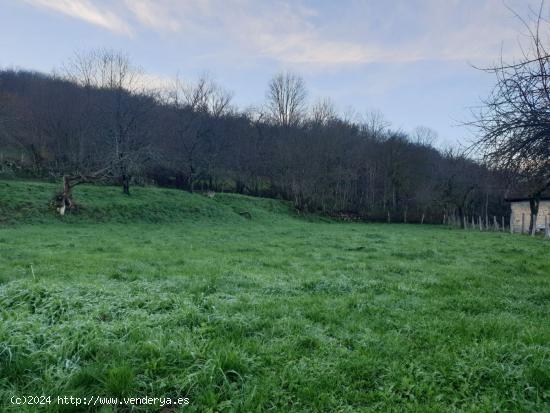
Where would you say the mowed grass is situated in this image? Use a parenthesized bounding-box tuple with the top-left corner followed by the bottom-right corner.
(0, 181, 549, 412)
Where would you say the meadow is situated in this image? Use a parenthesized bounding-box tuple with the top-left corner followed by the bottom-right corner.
(0, 180, 549, 412)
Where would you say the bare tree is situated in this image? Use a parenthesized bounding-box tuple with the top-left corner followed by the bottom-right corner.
(63, 49, 154, 195)
(172, 74, 233, 117)
(310, 97, 337, 125)
(266, 72, 307, 127)
(361, 110, 391, 138)
(62, 49, 141, 91)
(164, 75, 233, 193)
(0, 91, 19, 153)
(470, 2, 550, 232)
(413, 126, 438, 147)
(440, 149, 483, 228)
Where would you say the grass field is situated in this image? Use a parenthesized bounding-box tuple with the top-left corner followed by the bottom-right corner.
(1, 180, 549, 412)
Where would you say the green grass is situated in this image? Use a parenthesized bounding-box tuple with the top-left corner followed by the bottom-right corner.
(1, 180, 549, 412)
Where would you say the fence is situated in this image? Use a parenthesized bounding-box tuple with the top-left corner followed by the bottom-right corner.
(443, 212, 550, 239)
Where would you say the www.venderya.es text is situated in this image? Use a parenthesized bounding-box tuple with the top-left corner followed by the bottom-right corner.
(10, 395, 190, 407)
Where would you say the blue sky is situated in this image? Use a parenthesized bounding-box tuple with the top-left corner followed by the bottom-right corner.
(0, 0, 541, 147)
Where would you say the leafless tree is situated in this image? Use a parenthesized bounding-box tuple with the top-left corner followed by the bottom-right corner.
(172, 74, 234, 117)
(470, 2, 550, 232)
(0, 92, 18, 152)
(360, 110, 391, 138)
(266, 72, 307, 127)
(310, 97, 337, 125)
(164, 75, 233, 193)
(413, 126, 438, 147)
(63, 49, 154, 195)
(62, 49, 141, 91)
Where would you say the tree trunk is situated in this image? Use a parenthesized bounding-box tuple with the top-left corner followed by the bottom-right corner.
(63, 175, 71, 200)
(119, 152, 130, 195)
(485, 193, 489, 230)
(529, 197, 540, 234)
(122, 174, 130, 195)
(57, 175, 79, 215)
(458, 206, 465, 229)
(236, 180, 245, 194)
(59, 175, 73, 215)
(188, 173, 194, 193)
(175, 172, 185, 190)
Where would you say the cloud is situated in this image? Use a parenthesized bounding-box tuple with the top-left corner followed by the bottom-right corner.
(214, 1, 383, 65)
(19, 0, 544, 66)
(122, 0, 181, 32)
(110, 0, 535, 66)
(21, 0, 132, 35)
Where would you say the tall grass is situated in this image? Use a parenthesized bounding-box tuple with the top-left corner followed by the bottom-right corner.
(0, 180, 549, 412)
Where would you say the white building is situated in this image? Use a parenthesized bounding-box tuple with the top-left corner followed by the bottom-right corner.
(508, 197, 550, 233)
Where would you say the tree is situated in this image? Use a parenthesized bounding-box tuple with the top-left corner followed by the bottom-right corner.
(360, 110, 390, 139)
(173, 74, 234, 117)
(266, 72, 307, 127)
(62, 49, 155, 195)
(165, 75, 234, 193)
(471, 2, 550, 232)
(412, 126, 438, 147)
(310, 97, 337, 125)
(440, 150, 483, 228)
(0, 90, 22, 157)
(62, 49, 140, 91)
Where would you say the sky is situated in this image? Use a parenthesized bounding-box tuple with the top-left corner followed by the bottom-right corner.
(0, 0, 544, 147)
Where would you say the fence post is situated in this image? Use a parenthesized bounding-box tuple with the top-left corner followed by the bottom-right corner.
(387, 211, 390, 224)
(479, 216, 483, 231)
(531, 214, 537, 236)
(510, 213, 514, 234)
(493, 216, 498, 231)
(501, 216, 504, 232)
(521, 213, 525, 234)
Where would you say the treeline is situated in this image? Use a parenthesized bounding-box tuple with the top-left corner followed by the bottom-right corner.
(0, 51, 508, 223)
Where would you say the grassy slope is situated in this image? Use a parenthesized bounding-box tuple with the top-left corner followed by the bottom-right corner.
(0, 180, 549, 412)
(0, 180, 294, 225)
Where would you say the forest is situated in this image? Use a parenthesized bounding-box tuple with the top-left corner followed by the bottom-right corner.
(0, 51, 508, 224)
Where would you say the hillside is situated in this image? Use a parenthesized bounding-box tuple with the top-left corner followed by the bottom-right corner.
(0, 180, 296, 225)
(0, 67, 510, 225)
